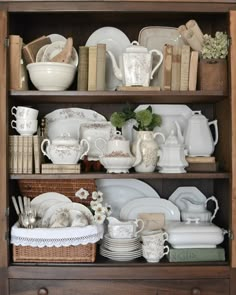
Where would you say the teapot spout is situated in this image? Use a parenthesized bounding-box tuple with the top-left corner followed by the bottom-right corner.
(174, 121, 184, 144)
(107, 216, 121, 225)
(107, 50, 123, 81)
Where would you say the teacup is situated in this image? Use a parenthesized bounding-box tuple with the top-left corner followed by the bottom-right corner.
(142, 244, 169, 263)
(11, 119, 38, 136)
(108, 218, 144, 239)
(11, 106, 39, 120)
(141, 229, 168, 247)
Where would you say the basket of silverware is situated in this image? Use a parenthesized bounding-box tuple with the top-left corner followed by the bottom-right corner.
(10, 192, 110, 263)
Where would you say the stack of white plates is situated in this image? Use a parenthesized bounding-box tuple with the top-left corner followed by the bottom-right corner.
(100, 234, 142, 261)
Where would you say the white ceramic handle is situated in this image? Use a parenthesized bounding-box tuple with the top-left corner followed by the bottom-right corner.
(41, 138, 51, 158)
(162, 231, 169, 242)
(153, 132, 166, 143)
(11, 120, 17, 130)
(79, 139, 90, 159)
(149, 49, 163, 79)
(134, 218, 144, 236)
(95, 137, 107, 156)
(185, 217, 200, 224)
(163, 245, 170, 256)
(208, 119, 218, 146)
(11, 106, 17, 117)
(206, 196, 219, 222)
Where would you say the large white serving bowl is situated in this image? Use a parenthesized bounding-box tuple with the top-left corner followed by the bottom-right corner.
(27, 62, 76, 91)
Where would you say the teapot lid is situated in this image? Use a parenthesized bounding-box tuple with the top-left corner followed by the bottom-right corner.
(110, 131, 127, 141)
(52, 133, 78, 145)
(191, 110, 207, 121)
(126, 41, 148, 53)
(164, 130, 180, 146)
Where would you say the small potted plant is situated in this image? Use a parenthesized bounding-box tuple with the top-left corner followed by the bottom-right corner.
(110, 105, 164, 173)
(199, 31, 229, 91)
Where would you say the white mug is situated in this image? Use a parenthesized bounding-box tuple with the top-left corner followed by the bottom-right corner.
(142, 244, 169, 263)
(108, 219, 144, 239)
(11, 106, 39, 120)
(141, 230, 168, 247)
(11, 119, 38, 136)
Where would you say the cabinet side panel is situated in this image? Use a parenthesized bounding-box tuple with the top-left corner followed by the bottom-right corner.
(230, 10, 236, 268)
(0, 9, 9, 295)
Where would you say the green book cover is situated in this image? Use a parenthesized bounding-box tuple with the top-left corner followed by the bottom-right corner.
(167, 247, 225, 262)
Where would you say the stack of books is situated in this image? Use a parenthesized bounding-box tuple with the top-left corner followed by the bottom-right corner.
(186, 156, 218, 172)
(9, 135, 43, 174)
(77, 44, 106, 91)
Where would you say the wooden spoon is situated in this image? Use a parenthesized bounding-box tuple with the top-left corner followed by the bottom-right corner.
(50, 37, 73, 64)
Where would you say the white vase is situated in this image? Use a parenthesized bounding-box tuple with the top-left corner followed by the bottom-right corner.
(132, 131, 165, 172)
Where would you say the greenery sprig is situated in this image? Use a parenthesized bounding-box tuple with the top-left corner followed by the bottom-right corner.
(201, 31, 229, 59)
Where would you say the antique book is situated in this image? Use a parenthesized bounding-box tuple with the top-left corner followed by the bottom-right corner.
(186, 156, 215, 163)
(12, 135, 18, 174)
(22, 136, 28, 174)
(41, 163, 81, 174)
(8, 136, 14, 173)
(17, 136, 23, 174)
(180, 44, 191, 91)
(186, 162, 218, 172)
(162, 44, 173, 90)
(96, 43, 106, 90)
(171, 45, 181, 91)
(188, 51, 199, 91)
(9, 35, 24, 90)
(77, 46, 89, 91)
(27, 136, 33, 174)
(117, 86, 160, 91)
(167, 247, 225, 262)
(33, 135, 43, 174)
(138, 213, 165, 231)
(22, 35, 51, 65)
(88, 45, 97, 91)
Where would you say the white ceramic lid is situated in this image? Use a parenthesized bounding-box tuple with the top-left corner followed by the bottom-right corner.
(110, 131, 127, 141)
(126, 41, 148, 53)
(190, 110, 207, 122)
(52, 133, 78, 145)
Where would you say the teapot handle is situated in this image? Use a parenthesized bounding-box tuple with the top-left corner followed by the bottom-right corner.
(95, 137, 107, 156)
(80, 139, 90, 159)
(206, 196, 219, 222)
(153, 132, 166, 144)
(208, 120, 218, 146)
(149, 49, 164, 79)
(40, 139, 51, 159)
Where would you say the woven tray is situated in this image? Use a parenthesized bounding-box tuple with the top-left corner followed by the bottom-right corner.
(18, 179, 96, 205)
(13, 243, 96, 263)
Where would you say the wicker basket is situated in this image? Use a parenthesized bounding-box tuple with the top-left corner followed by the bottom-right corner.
(13, 243, 96, 263)
(18, 179, 96, 205)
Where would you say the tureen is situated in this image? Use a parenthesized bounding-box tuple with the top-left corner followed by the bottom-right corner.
(41, 133, 90, 164)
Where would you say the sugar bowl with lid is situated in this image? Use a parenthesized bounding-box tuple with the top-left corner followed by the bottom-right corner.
(41, 133, 90, 164)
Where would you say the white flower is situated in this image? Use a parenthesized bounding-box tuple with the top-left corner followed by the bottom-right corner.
(94, 203, 106, 215)
(75, 188, 89, 200)
(94, 213, 106, 224)
(104, 204, 112, 216)
(90, 200, 99, 210)
(92, 191, 99, 200)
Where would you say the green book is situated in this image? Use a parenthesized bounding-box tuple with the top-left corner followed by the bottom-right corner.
(167, 247, 225, 262)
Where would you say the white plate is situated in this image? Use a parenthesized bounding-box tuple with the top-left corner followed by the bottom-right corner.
(37, 199, 72, 218)
(120, 197, 180, 221)
(168, 187, 207, 211)
(138, 26, 185, 87)
(42, 40, 79, 67)
(31, 192, 71, 208)
(122, 104, 192, 144)
(48, 33, 67, 43)
(41, 202, 94, 227)
(36, 44, 50, 62)
(96, 179, 160, 219)
(86, 26, 131, 90)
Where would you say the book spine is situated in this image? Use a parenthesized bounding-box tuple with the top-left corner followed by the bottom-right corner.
(171, 45, 181, 91)
(17, 135, 23, 174)
(12, 135, 18, 174)
(77, 46, 89, 91)
(167, 248, 225, 262)
(27, 136, 33, 174)
(33, 135, 42, 174)
(88, 45, 97, 91)
(96, 43, 106, 91)
(9, 35, 23, 90)
(9, 136, 14, 173)
(162, 44, 173, 91)
(188, 51, 199, 91)
(22, 136, 28, 174)
(180, 45, 191, 91)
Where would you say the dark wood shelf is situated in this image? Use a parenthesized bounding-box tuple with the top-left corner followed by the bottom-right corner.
(10, 90, 228, 104)
(10, 172, 230, 180)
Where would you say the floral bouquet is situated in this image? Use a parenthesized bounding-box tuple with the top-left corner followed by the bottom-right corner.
(75, 188, 112, 224)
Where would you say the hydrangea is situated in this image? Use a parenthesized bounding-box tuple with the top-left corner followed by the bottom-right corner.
(202, 31, 229, 59)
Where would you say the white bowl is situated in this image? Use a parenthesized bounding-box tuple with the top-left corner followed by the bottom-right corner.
(27, 62, 76, 91)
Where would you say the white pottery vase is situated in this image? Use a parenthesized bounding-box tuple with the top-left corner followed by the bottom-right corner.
(132, 131, 165, 172)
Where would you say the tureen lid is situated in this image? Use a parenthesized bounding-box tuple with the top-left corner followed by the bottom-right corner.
(126, 41, 148, 53)
(52, 133, 78, 145)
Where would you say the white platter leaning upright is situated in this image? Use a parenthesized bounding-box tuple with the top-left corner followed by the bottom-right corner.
(96, 179, 160, 219)
(31, 192, 71, 208)
(85, 26, 131, 90)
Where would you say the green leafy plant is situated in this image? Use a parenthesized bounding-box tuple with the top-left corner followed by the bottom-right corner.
(110, 105, 162, 131)
(201, 31, 229, 59)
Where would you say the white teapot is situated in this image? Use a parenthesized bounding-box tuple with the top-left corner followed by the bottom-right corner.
(107, 41, 163, 87)
(184, 111, 218, 157)
(41, 133, 90, 164)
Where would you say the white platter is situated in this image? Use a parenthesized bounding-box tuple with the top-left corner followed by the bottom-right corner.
(138, 26, 185, 87)
(120, 197, 180, 221)
(122, 104, 192, 144)
(86, 26, 131, 90)
(168, 187, 207, 211)
(41, 202, 94, 227)
(96, 179, 160, 219)
(31, 192, 71, 208)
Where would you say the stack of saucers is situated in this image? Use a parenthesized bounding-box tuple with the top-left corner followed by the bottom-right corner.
(100, 234, 142, 261)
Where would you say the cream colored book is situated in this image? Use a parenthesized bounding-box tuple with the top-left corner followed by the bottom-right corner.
(27, 136, 33, 174)
(162, 44, 173, 91)
(188, 51, 199, 91)
(88, 45, 97, 91)
(77, 46, 89, 91)
(180, 45, 191, 91)
(41, 163, 81, 174)
(96, 43, 106, 90)
(171, 45, 181, 91)
(33, 135, 43, 174)
(12, 135, 18, 174)
(9, 35, 23, 90)
(17, 136, 23, 174)
(22, 136, 28, 174)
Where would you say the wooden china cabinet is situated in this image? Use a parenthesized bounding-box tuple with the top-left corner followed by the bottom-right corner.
(1, 0, 236, 294)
